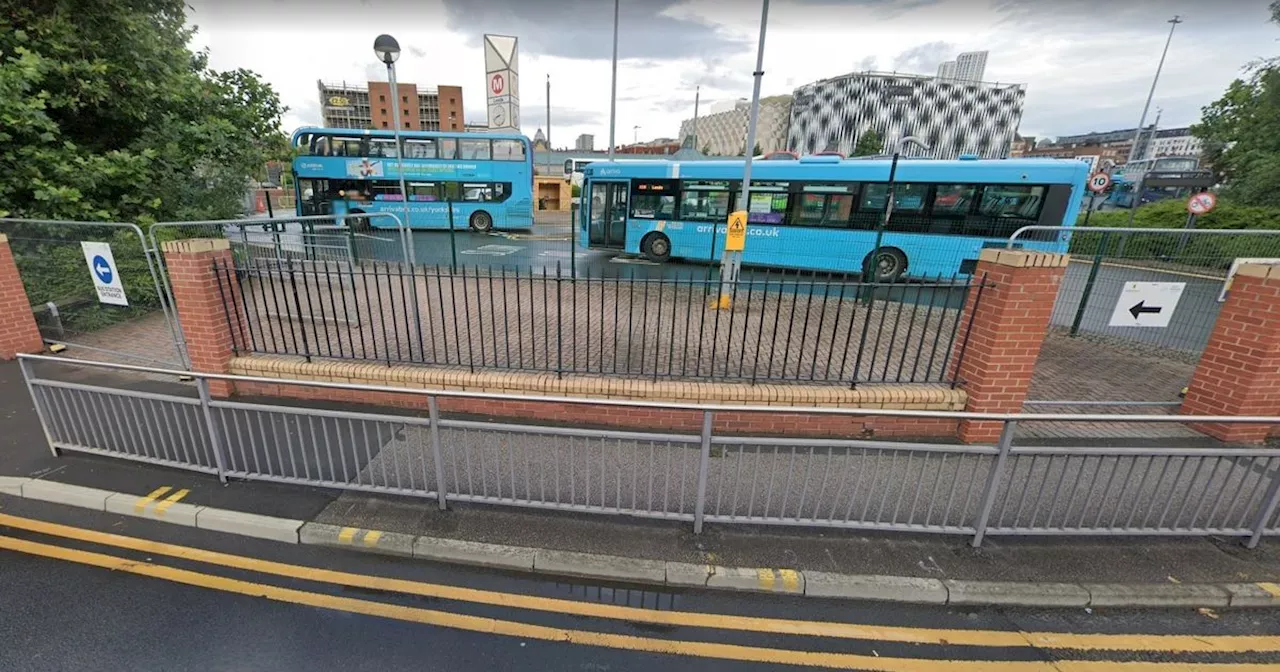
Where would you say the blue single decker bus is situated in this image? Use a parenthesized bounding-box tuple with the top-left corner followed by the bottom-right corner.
(579, 156, 1089, 279)
(1105, 156, 1210, 209)
(290, 127, 535, 231)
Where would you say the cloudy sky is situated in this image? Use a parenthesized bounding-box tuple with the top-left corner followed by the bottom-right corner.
(188, 0, 1279, 148)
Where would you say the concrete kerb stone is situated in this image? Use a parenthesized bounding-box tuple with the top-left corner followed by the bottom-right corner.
(21, 480, 114, 511)
(946, 580, 1090, 608)
(706, 566, 805, 595)
(413, 536, 536, 571)
(806, 572, 948, 604)
(0, 476, 29, 496)
(195, 507, 303, 543)
(534, 549, 667, 585)
(300, 522, 414, 557)
(665, 561, 716, 587)
(1222, 583, 1280, 607)
(104, 492, 202, 527)
(1085, 583, 1231, 608)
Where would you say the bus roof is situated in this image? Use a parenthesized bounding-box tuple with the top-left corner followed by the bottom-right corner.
(290, 126, 530, 144)
(581, 157, 1090, 184)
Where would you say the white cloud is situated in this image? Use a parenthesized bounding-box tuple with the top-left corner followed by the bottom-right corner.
(185, 0, 1278, 147)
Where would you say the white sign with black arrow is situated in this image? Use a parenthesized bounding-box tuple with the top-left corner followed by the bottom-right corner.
(1108, 281, 1185, 328)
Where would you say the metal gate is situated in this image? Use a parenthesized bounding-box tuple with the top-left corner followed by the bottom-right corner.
(0, 218, 187, 368)
(1009, 226, 1280, 406)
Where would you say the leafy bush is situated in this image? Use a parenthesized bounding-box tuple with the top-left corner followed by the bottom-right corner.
(1071, 199, 1280, 269)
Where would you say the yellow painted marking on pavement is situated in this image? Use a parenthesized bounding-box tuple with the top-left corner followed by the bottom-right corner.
(363, 531, 382, 547)
(780, 569, 801, 592)
(337, 527, 358, 544)
(153, 489, 189, 516)
(0, 513, 1276, 654)
(2, 535, 1273, 672)
(1258, 582, 1280, 598)
(756, 568, 775, 590)
(134, 486, 172, 514)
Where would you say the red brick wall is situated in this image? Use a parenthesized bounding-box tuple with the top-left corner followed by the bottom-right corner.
(233, 380, 958, 439)
(162, 240, 246, 396)
(1182, 270, 1280, 443)
(948, 253, 1065, 443)
(0, 235, 43, 360)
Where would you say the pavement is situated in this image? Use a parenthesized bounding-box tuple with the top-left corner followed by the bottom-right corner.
(5, 497, 1279, 671)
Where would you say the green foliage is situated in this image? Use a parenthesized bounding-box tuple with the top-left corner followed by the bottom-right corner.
(571, 183, 581, 197)
(752, 142, 762, 156)
(701, 144, 711, 155)
(1191, 8, 1280, 206)
(1072, 198, 1280, 269)
(853, 129, 884, 156)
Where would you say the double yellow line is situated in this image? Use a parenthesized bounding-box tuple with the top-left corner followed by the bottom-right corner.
(0, 512, 1276, 670)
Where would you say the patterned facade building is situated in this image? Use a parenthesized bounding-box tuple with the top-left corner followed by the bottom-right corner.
(786, 72, 1026, 159)
(677, 95, 792, 156)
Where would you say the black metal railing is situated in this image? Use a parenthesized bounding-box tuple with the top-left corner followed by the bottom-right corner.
(212, 257, 984, 386)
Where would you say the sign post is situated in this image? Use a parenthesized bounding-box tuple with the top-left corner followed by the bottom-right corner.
(1177, 191, 1216, 256)
(81, 242, 128, 306)
(1082, 171, 1111, 228)
(713, 211, 748, 309)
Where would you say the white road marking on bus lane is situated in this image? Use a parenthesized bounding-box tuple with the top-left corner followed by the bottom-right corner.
(459, 244, 523, 256)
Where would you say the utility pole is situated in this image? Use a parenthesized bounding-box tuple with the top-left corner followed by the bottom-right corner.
(1126, 15, 1182, 164)
(693, 85, 700, 152)
(607, 0, 619, 161)
(546, 74, 552, 173)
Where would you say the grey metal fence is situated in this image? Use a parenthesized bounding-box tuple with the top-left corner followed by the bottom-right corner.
(18, 354, 1280, 548)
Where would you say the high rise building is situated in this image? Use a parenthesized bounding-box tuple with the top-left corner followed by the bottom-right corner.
(936, 51, 988, 82)
(1144, 127, 1203, 158)
(575, 133, 595, 151)
(677, 95, 792, 156)
(787, 71, 1025, 159)
(318, 80, 464, 131)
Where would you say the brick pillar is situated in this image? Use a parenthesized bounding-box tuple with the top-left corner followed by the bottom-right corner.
(162, 239, 245, 396)
(949, 249, 1069, 443)
(0, 234, 44, 360)
(1181, 264, 1280, 443)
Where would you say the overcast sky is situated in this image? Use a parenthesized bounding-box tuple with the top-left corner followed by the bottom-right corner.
(188, 0, 1279, 148)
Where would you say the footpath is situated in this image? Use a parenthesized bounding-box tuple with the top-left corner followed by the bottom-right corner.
(3, 359, 1280, 608)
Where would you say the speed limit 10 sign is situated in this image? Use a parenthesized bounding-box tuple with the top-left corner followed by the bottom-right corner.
(1187, 191, 1217, 215)
(1087, 172, 1112, 193)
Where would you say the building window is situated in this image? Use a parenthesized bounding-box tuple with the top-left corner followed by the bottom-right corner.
(380, 108, 386, 115)
(403, 109, 408, 117)
(450, 98, 455, 104)
(381, 121, 388, 128)
(379, 95, 385, 102)
(402, 96, 408, 103)
(404, 122, 410, 128)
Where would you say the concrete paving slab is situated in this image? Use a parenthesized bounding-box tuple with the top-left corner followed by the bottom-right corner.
(196, 507, 302, 543)
(706, 566, 804, 595)
(300, 522, 414, 557)
(946, 580, 1089, 607)
(665, 561, 714, 588)
(413, 536, 535, 571)
(1086, 583, 1231, 608)
(21, 480, 113, 511)
(805, 572, 948, 604)
(534, 549, 666, 584)
(104, 492, 202, 527)
(0, 476, 28, 496)
(1222, 582, 1280, 607)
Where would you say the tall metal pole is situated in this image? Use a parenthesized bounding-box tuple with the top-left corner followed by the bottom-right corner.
(386, 61, 412, 249)
(546, 74, 552, 174)
(607, 0, 619, 161)
(693, 85, 700, 152)
(1126, 15, 1182, 164)
(714, 0, 768, 309)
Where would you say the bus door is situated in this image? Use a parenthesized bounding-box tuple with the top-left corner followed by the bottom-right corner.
(586, 180, 628, 248)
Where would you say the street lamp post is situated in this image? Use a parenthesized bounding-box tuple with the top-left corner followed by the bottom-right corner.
(633, 125, 640, 145)
(607, 0, 619, 161)
(868, 135, 932, 283)
(1126, 16, 1182, 165)
(373, 34, 418, 266)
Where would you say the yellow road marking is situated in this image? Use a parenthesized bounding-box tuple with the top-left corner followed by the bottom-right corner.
(757, 568, 775, 590)
(153, 489, 190, 516)
(134, 486, 172, 514)
(1, 534, 1272, 672)
(1259, 583, 1280, 599)
(337, 527, 358, 544)
(780, 569, 801, 592)
(363, 531, 382, 547)
(0, 512, 1275, 654)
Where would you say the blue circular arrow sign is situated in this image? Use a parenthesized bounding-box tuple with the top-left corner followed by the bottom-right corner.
(91, 254, 113, 284)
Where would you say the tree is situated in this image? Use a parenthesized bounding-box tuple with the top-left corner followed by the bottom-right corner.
(701, 144, 711, 156)
(752, 142, 762, 156)
(1190, 5, 1280, 206)
(853, 129, 884, 156)
(0, 0, 286, 223)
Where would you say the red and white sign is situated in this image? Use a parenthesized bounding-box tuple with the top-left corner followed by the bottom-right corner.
(1087, 172, 1112, 193)
(1187, 191, 1217, 216)
(490, 73, 505, 96)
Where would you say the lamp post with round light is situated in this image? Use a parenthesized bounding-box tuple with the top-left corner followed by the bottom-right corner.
(373, 34, 424, 265)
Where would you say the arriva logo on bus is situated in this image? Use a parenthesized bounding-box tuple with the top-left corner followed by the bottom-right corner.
(694, 224, 782, 237)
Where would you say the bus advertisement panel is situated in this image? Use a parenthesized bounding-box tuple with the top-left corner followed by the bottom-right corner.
(290, 127, 535, 232)
(579, 156, 1088, 280)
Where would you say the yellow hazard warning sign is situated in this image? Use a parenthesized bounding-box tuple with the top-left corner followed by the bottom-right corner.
(725, 210, 747, 252)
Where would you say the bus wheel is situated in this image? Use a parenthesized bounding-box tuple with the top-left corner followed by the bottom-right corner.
(864, 247, 908, 283)
(470, 211, 493, 232)
(347, 209, 370, 232)
(642, 233, 672, 263)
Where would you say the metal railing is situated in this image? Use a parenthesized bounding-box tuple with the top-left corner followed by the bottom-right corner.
(212, 258, 984, 386)
(19, 353, 1280, 547)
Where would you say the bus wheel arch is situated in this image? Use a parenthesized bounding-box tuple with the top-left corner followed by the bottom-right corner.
(641, 232, 672, 263)
(470, 210, 494, 232)
(864, 247, 908, 282)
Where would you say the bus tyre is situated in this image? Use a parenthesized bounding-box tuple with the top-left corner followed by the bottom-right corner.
(642, 233, 672, 263)
(470, 211, 493, 232)
(865, 247, 908, 283)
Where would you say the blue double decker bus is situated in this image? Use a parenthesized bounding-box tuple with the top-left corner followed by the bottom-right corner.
(1105, 156, 1211, 209)
(290, 127, 535, 231)
(579, 156, 1089, 279)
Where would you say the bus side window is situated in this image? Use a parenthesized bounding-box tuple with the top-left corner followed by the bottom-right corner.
(405, 139, 437, 159)
(439, 139, 459, 160)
